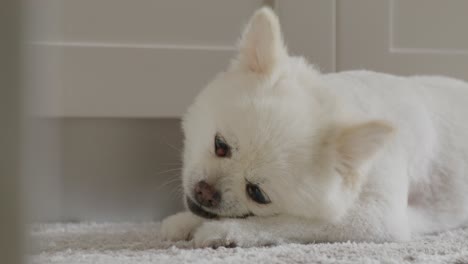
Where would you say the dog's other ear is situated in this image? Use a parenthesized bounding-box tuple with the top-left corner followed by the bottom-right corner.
(236, 7, 287, 75)
(335, 121, 394, 169)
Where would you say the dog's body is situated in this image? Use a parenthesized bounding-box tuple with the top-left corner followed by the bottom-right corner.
(161, 8, 468, 247)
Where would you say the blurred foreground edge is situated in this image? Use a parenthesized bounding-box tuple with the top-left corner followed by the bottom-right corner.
(0, 0, 23, 263)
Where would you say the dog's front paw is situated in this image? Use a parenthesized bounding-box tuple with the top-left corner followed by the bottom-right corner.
(160, 211, 203, 241)
(193, 220, 275, 248)
(193, 221, 239, 248)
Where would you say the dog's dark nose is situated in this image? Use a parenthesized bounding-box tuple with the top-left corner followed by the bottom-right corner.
(194, 181, 221, 208)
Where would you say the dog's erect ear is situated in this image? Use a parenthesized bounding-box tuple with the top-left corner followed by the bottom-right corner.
(332, 121, 394, 185)
(236, 7, 287, 74)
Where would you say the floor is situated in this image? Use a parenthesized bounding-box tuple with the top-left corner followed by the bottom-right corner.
(29, 222, 468, 264)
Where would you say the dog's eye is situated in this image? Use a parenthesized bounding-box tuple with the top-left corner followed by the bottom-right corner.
(246, 183, 271, 204)
(214, 134, 230, 158)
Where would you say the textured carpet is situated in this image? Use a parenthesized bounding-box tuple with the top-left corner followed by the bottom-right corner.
(29, 222, 468, 264)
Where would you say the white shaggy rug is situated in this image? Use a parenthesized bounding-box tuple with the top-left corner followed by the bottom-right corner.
(29, 222, 468, 264)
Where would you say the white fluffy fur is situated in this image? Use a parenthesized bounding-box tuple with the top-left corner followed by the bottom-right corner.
(161, 7, 468, 247)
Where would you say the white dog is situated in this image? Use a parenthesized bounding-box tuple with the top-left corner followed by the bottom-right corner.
(161, 7, 468, 248)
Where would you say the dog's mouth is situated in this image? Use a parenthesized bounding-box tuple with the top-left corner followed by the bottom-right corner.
(185, 196, 255, 220)
(186, 196, 219, 219)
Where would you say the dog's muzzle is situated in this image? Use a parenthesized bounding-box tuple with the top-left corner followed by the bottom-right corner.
(186, 196, 219, 219)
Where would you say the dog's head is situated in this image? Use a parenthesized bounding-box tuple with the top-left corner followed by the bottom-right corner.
(181, 8, 393, 222)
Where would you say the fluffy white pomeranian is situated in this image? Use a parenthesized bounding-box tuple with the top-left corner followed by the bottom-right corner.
(161, 7, 468, 247)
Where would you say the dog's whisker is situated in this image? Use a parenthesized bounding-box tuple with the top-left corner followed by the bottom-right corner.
(162, 183, 185, 200)
(154, 168, 182, 176)
(162, 141, 183, 154)
(158, 176, 182, 189)
(159, 162, 183, 166)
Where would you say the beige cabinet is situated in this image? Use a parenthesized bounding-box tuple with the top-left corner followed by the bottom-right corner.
(26, 0, 264, 117)
(278, 0, 468, 80)
(25, 0, 468, 118)
(336, 0, 468, 79)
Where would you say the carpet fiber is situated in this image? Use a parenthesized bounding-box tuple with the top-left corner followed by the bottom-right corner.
(30, 222, 468, 264)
